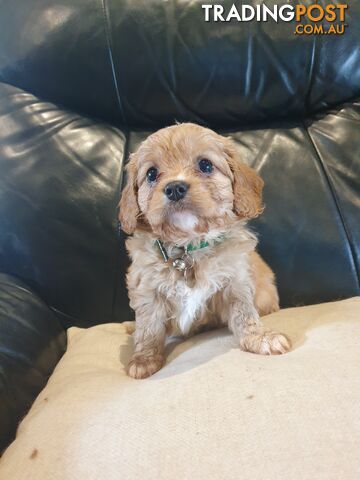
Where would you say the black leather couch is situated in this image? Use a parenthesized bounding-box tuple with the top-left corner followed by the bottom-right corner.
(0, 0, 359, 453)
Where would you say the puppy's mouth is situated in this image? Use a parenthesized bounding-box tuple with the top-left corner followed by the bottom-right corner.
(161, 196, 198, 228)
(168, 209, 199, 231)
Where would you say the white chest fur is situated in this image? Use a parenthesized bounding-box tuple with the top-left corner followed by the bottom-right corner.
(169, 250, 250, 335)
(174, 282, 212, 334)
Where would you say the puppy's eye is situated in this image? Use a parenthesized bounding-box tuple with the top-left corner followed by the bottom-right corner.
(146, 167, 158, 183)
(198, 158, 213, 174)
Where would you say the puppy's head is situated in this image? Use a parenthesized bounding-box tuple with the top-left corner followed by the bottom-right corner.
(119, 123, 263, 242)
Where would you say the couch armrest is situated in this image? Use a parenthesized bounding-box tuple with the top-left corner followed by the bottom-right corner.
(0, 274, 66, 453)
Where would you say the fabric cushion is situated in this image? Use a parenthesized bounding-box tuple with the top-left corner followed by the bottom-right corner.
(0, 298, 359, 480)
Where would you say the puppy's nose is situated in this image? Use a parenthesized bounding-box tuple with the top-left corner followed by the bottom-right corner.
(164, 181, 189, 201)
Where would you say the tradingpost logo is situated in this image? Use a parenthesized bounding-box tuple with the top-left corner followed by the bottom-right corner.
(202, 3, 349, 35)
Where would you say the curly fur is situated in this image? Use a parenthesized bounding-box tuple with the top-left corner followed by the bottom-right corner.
(119, 123, 291, 379)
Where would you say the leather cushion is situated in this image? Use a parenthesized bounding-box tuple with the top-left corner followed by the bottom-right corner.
(0, 0, 359, 128)
(0, 273, 66, 453)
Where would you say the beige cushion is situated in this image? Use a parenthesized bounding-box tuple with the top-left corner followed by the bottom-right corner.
(1, 298, 360, 480)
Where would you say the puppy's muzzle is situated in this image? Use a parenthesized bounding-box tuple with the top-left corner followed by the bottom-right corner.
(164, 181, 189, 202)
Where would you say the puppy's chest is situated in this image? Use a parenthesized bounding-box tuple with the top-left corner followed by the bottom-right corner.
(166, 261, 232, 335)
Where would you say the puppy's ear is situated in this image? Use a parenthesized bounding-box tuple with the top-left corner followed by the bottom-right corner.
(225, 141, 264, 219)
(118, 155, 139, 234)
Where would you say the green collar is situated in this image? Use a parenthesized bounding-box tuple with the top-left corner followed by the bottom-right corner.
(156, 236, 225, 263)
(186, 239, 211, 252)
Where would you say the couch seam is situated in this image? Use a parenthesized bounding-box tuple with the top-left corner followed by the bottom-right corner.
(100, 0, 126, 125)
(301, 121, 360, 292)
(304, 34, 317, 116)
(0, 280, 68, 331)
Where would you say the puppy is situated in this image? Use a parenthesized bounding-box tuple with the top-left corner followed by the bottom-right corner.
(119, 123, 290, 379)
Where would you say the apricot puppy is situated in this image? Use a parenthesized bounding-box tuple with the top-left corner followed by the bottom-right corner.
(119, 123, 290, 379)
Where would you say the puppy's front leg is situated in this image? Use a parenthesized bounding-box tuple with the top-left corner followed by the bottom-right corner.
(227, 285, 291, 355)
(127, 302, 167, 379)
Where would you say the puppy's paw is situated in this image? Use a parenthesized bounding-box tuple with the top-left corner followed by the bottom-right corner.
(240, 331, 291, 355)
(127, 354, 164, 379)
(122, 321, 135, 335)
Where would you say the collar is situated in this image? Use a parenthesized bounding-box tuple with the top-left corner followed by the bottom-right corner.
(155, 235, 225, 262)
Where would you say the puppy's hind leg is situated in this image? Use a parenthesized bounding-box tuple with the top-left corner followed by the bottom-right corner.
(250, 252, 280, 316)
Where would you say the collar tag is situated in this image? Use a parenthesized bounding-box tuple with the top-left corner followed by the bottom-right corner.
(156, 240, 169, 263)
(155, 240, 195, 286)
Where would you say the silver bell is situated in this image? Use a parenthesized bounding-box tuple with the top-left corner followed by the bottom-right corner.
(173, 258, 187, 272)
